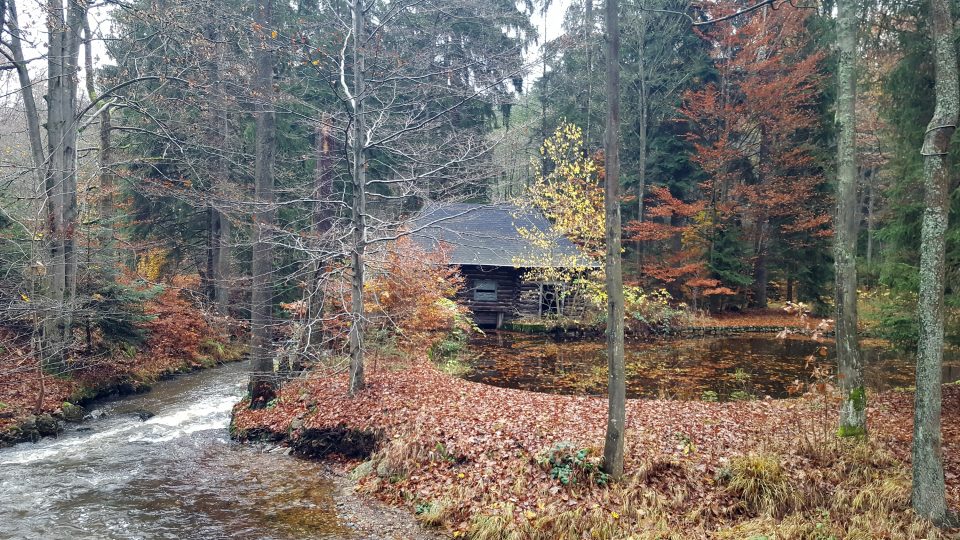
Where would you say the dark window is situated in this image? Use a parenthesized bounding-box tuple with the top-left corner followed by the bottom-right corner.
(474, 279, 498, 301)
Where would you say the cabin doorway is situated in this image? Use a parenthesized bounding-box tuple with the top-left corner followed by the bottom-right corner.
(473, 311, 504, 328)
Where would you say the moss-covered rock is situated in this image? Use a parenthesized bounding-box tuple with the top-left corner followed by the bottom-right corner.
(58, 402, 85, 422)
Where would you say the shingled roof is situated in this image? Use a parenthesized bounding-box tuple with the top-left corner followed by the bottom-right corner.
(410, 203, 595, 268)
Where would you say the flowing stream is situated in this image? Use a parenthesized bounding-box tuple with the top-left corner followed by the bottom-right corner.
(0, 363, 353, 540)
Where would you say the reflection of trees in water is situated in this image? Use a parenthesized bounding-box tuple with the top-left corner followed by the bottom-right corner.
(466, 332, 960, 400)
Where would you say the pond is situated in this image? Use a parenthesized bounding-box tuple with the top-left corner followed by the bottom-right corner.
(464, 332, 960, 401)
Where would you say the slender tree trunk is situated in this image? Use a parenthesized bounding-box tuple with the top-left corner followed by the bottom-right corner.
(7, 0, 48, 370)
(6, 0, 44, 187)
(249, 0, 278, 408)
(584, 0, 593, 144)
(83, 14, 115, 277)
(0, 2, 6, 74)
(308, 115, 334, 351)
(540, 9, 548, 172)
(866, 176, 874, 267)
(211, 42, 231, 312)
(214, 210, 231, 310)
(754, 250, 768, 307)
(834, 0, 865, 437)
(634, 9, 648, 272)
(634, 9, 648, 199)
(753, 220, 769, 309)
(912, 0, 958, 523)
(205, 208, 217, 299)
(349, 0, 367, 395)
(602, 0, 625, 480)
(44, 0, 68, 371)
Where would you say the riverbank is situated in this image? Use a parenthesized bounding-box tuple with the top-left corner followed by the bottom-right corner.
(0, 361, 442, 539)
(0, 286, 244, 446)
(233, 352, 959, 538)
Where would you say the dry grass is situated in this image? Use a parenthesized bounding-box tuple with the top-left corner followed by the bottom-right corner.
(714, 440, 944, 539)
(385, 438, 944, 538)
(416, 497, 457, 527)
(724, 452, 795, 517)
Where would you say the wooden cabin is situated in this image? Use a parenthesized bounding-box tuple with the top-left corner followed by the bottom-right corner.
(412, 203, 595, 328)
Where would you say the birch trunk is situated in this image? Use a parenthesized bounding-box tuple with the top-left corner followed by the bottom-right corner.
(834, 0, 865, 437)
(602, 0, 626, 480)
(911, 0, 958, 523)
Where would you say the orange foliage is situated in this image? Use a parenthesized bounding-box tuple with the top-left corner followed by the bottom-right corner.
(365, 237, 467, 342)
(322, 237, 468, 348)
(132, 277, 223, 376)
(643, 4, 832, 302)
(627, 186, 709, 294)
(0, 275, 232, 438)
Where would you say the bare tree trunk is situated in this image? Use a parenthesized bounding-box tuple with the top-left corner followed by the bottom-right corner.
(42, 0, 86, 372)
(602, 0, 625, 480)
(634, 9, 647, 272)
(0, 2, 6, 75)
(835, 0, 865, 437)
(5, 0, 44, 187)
(211, 41, 231, 312)
(348, 0, 367, 395)
(583, 0, 593, 143)
(214, 211, 232, 310)
(206, 206, 217, 299)
(4, 0, 47, 370)
(83, 14, 115, 276)
(540, 8, 548, 172)
(753, 249, 768, 308)
(866, 175, 874, 267)
(912, 0, 958, 523)
(753, 220, 769, 309)
(308, 114, 334, 351)
(249, 0, 278, 408)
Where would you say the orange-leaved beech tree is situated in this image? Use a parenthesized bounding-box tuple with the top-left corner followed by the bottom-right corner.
(363, 237, 468, 345)
(626, 186, 711, 306)
(677, 4, 831, 310)
(306, 236, 468, 356)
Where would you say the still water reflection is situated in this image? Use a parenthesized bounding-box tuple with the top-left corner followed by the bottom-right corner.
(465, 332, 960, 400)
